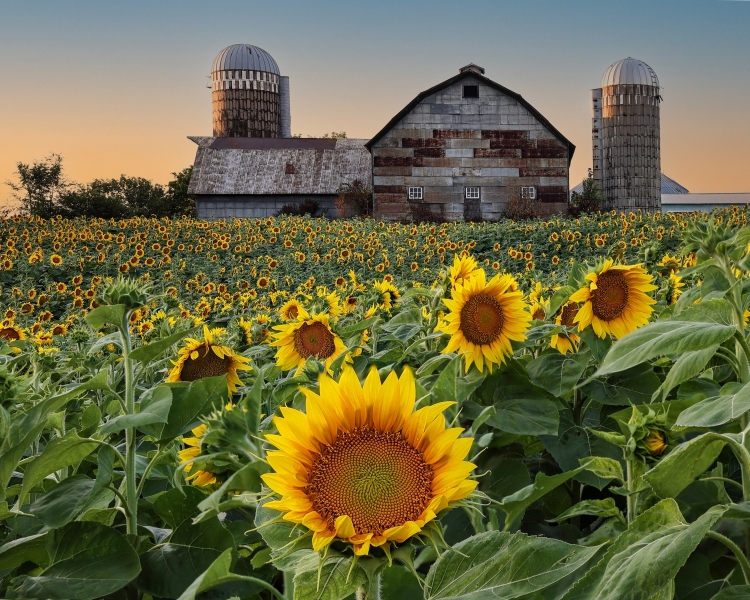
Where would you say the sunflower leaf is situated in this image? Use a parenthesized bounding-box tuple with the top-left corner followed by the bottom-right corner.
(100, 385, 172, 435)
(424, 530, 599, 600)
(129, 326, 200, 364)
(293, 550, 367, 600)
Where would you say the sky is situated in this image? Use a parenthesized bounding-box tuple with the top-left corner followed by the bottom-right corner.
(1, 0, 749, 209)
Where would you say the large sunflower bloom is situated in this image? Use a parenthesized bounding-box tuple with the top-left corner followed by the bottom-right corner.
(437, 269, 531, 373)
(167, 326, 251, 394)
(550, 301, 580, 355)
(261, 367, 476, 556)
(178, 424, 217, 487)
(570, 260, 657, 339)
(0, 325, 26, 342)
(270, 312, 348, 374)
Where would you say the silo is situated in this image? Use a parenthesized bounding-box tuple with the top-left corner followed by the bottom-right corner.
(211, 44, 282, 138)
(592, 58, 661, 211)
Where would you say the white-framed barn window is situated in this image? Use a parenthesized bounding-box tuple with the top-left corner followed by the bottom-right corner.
(465, 186, 480, 200)
(407, 187, 423, 200)
(521, 186, 537, 200)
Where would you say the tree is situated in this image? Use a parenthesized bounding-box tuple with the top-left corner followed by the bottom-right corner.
(336, 179, 372, 217)
(164, 167, 196, 217)
(570, 168, 604, 214)
(6, 154, 70, 218)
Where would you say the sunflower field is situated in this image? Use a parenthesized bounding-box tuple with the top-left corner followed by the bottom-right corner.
(2, 208, 750, 600)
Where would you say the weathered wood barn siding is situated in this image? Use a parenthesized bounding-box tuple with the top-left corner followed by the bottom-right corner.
(188, 137, 371, 219)
(367, 69, 575, 221)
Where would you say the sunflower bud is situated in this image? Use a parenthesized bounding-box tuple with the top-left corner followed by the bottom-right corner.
(643, 429, 668, 457)
(99, 276, 151, 309)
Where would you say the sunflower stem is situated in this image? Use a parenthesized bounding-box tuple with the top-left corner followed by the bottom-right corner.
(626, 458, 636, 525)
(283, 570, 294, 600)
(356, 573, 381, 600)
(706, 530, 750, 585)
(120, 313, 139, 542)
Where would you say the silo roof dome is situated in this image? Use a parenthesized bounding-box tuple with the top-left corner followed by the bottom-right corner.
(601, 57, 658, 88)
(212, 44, 280, 75)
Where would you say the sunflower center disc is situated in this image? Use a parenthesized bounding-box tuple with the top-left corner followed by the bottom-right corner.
(459, 293, 505, 345)
(293, 322, 336, 359)
(532, 307, 546, 321)
(306, 427, 433, 536)
(560, 303, 579, 327)
(0, 328, 20, 341)
(591, 271, 629, 321)
(179, 347, 232, 381)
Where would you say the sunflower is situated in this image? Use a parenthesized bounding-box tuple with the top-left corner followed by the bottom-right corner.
(550, 301, 580, 355)
(178, 424, 217, 487)
(449, 254, 479, 288)
(437, 268, 531, 373)
(261, 367, 476, 556)
(270, 312, 348, 374)
(667, 272, 685, 305)
(570, 260, 657, 339)
(0, 325, 25, 343)
(167, 326, 251, 394)
(529, 301, 547, 322)
(279, 298, 305, 322)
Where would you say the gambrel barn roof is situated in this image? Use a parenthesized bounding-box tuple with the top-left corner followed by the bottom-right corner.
(187, 137, 371, 195)
(365, 70, 576, 163)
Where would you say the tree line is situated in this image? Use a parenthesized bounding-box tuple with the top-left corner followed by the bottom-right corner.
(5, 154, 196, 219)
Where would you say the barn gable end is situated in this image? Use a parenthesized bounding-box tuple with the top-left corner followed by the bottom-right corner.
(367, 68, 575, 221)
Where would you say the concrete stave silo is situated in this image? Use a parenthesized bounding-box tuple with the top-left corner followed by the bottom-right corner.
(592, 57, 661, 211)
(211, 44, 289, 138)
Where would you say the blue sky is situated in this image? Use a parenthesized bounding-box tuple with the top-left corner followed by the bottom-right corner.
(1, 0, 749, 206)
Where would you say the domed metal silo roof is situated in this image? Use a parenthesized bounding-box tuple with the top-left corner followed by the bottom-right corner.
(212, 44, 280, 75)
(601, 57, 658, 88)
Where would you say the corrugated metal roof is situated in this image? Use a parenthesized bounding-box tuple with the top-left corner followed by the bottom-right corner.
(212, 44, 280, 75)
(187, 137, 371, 196)
(600, 57, 659, 88)
(571, 173, 688, 195)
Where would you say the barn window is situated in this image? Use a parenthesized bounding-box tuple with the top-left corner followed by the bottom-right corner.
(285, 163, 295, 175)
(521, 186, 537, 200)
(407, 187, 423, 200)
(465, 187, 480, 200)
(463, 85, 479, 98)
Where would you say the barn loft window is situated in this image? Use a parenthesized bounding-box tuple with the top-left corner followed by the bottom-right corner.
(463, 85, 479, 98)
(465, 187, 480, 199)
(407, 187, 423, 200)
(285, 163, 295, 175)
(521, 186, 537, 200)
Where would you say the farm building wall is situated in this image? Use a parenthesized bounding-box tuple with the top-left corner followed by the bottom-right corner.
(196, 195, 338, 219)
(370, 75, 570, 221)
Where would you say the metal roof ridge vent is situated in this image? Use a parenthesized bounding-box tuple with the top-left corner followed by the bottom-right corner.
(459, 63, 485, 75)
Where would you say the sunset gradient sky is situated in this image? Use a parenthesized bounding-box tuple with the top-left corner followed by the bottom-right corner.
(1, 0, 749, 209)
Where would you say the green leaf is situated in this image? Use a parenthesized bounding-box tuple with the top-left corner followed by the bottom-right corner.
(29, 475, 104, 528)
(653, 344, 720, 403)
(487, 398, 559, 436)
(527, 351, 589, 398)
(175, 548, 270, 600)
(152, 486, 207, 528)
(15, 431, 99, 509)
(0, 370, 109, 497)
(581, 457, 624, 482)
(424, 530, 599, 600)
(675, 383, 750, 428)
(100, 385, 172, 435)
(135, 518, 234, 599)
(711, 587, 750, 599)
(0, 533, 48, 569)
(129, 326, 200, 363)
(581, 363, 660, 406)
(644, 433, 727, 499)
(142, 375, 228, 441)
(17, 521, 140, 600)
(595, 304, 736, 376)
(549, 498, 622, 523)
(549, 285, 576, 317)
(292, 550, 367, 600)
(195, 463, 265, 523)
(254, 498, 312, 568)
(499, 468, 584, 527)
(560, 500, 726, 600)
(85, 304, 128, 330)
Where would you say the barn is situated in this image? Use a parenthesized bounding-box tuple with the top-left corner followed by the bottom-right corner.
(366, 64, 575, 221)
